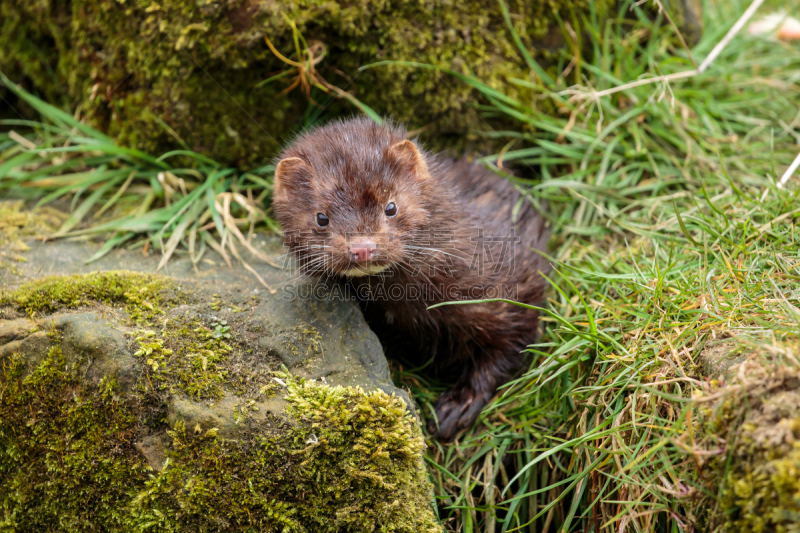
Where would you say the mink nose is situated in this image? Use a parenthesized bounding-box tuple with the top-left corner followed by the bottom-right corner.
(349, 241, 377, 262)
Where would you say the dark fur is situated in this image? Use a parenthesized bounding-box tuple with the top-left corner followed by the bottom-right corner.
(272, 118, 550, 440)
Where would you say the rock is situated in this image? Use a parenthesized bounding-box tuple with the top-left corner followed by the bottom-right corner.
(0, 236, 440, 532)
(166, 393, 289, 438)
(56, 312, 140, 395)
(0, 329, 49, 374)
(691, 341, 800, 531)
(0, 317, 35, 345)
(133, 434, 169, 472)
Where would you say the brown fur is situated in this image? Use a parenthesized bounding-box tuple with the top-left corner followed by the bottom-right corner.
(272, 117, 550, 440)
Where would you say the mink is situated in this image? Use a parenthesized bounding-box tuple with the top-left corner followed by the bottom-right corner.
(272, 117, 550, 441)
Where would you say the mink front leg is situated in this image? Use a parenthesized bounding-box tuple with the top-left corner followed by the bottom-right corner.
(430, 348, 525, 441)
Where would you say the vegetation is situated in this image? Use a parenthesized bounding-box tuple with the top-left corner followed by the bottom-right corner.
(2, 0, 800, 531)
(0, 0, 666, 166)
(0, 272, 441, 532)
(2, 270, 175, 317)
(384, 1, 800, 531)
(697, 346, 800, 532)
(0, 200, 65, 276)
(0, 73, 277, 270)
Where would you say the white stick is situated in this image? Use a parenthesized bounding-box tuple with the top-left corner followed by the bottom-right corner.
(778, 150, 800, 189)
(9, 130, 36, 150)
(564, 0, 766, 102)
(698, 0, 766, 73)
(590, 70, 697, 99)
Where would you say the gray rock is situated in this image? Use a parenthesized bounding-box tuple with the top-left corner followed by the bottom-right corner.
(0, 312, 139, 395)
(166, 393, 289, 439)
(0, 317, 35, 345)
(55, 312, 140, 395)
(2, 236, 413, 440)
(0, 222, 439, 532)
(0, 329, 50, 374)
(134, 434, 169, 471)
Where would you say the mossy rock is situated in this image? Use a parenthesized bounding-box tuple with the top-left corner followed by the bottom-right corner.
(0, 237, 439, 531)
(691, 342, 800, 532)
(0, 0, 700, 167)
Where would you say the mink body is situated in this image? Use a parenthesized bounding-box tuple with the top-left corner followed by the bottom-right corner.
(272, 118, 549, 440)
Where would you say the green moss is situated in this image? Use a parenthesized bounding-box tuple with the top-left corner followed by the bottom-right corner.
(132, 377, 440, 532)
(1, 271, 240, 400)
(691, 351, 800, 532)
(0, 201, 66, 278)
(135, 319, 233, 400)
(282, 324, 323, 361)
(1, 271, 440, 528)
(716, 417, 800, 532)
(1, 337, 441, 531)
(0, 270, 174, 320)
(0, 345, 149, 530)
(0, 0, 645, 166)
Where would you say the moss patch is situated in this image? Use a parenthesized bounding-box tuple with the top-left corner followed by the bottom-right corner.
(1, 336, 441, 531)
(0, 270, 176, 320)
(0, 201, 66, 277)
(0, 345, 149, 531)
(136, 377, 440, 532)
(1, 270, 440, 530)
(691, 347, 800, 531)
(134, 319, 234, 400)
(0, 271, 251, 402)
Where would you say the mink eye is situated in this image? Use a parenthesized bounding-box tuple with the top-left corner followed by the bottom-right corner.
(385, 202, 398, 217)
(316, 213, 329, 227)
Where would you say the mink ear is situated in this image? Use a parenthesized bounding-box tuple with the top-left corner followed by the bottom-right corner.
(387, 140, 430, 180)
(274, 157, 310, 198)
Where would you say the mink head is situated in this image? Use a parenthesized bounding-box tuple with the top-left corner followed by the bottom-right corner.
(272, 118, 434, 278)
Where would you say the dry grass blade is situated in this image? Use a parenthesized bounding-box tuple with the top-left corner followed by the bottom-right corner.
(262, 17, 382, 123)
(224, 233, 277, 294)
(778, 149, 800, 188)
(156, 201, 203, 271)
(216, 193, 271, 260)
(201, 231, 232, 269)
(9, 130, 37, 150)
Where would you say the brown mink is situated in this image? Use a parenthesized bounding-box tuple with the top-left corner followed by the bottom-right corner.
(272, 117, 550, 440)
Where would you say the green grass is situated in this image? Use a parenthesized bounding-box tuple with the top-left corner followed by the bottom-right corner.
(2, 0, 800, 531)
(0, 71, 280, 271)
(380, 0, 800, 531)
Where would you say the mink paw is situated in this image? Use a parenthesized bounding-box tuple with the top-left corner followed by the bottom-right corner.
(428, 386, 492, 441)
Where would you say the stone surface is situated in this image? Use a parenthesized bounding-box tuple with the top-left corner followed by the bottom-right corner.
(8, 235, 409, 407)
(0, 233, 439, 531)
